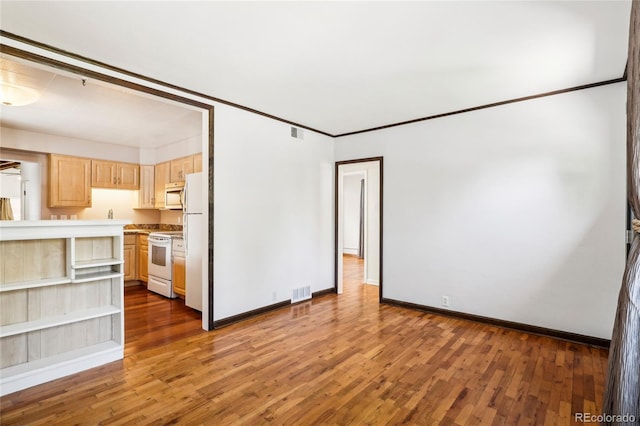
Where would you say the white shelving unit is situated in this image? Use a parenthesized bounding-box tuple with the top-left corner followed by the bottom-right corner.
(0, 220, 129, 396)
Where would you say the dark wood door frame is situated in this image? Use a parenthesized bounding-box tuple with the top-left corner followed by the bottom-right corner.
(1, 44, 215, 330)
(335, 157, 383, 302)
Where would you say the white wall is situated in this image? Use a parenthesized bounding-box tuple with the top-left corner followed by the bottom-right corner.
(334, 83, 627, 339)
(343, 173, 363, 254)
(155, 134, 202, 164)
(0, 127, 141, 163)
(20, 161, 41, 220)
(0, 170, 21, 219)
(213, 103, 334, 320)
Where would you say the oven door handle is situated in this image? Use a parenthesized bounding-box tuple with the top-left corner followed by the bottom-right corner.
(148, 237, 171, 245)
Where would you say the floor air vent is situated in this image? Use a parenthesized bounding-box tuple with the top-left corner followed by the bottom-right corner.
(291, 285, 311, 303)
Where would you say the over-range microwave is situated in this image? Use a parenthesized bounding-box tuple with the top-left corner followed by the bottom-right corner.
(164, 182, 184, 210)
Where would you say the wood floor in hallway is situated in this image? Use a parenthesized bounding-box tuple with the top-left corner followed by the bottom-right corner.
(1, 256, 608, 425)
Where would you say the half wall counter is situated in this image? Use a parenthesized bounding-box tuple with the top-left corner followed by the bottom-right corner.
(0, 220, 129, 396)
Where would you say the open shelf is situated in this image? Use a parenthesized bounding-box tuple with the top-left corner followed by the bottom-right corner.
(72, 271, 123, 283)
(0, 305, 121, 338)
(0, 277, 71, 293)
(72, 258, 123, 269)
(0, 221, 127, 396)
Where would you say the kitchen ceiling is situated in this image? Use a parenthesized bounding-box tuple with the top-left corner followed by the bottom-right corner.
(0, 54, 203, 149)
(0, 1, 633, 139)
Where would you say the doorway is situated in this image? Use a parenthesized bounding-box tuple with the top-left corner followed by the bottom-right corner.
(335, 157, 383, 301)
(2, 47, 214, 335)
(0, 160, 42, 220)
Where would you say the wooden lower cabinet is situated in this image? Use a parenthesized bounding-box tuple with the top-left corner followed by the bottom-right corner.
(123, 234, 137, 282)
(138, 234, 149, 283)
(172, 254, 186, 297)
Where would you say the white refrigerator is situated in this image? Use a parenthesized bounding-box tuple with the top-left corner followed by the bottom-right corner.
(183, 172, 203, 311)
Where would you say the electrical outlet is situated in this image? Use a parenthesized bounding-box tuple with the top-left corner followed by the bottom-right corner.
(441, 296, 450, 307)
(272, 291, 277, 301)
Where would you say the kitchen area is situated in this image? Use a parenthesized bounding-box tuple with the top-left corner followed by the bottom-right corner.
(0, 150, 205, 304)
(0, 50, 212, 395)
(1, 148, 205, 308)
(0, 147, 208, 395)
(1, 53, 208, 299)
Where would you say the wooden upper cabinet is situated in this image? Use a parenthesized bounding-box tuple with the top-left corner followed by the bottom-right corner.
(92, 161, 139, 189)
(170, 155, 194, 182)
(91, 160, 117, 188)
(193, 153, 202, 173)
(154, 161, 171, 209)
(49, 154, 92, 207)
(118, 163, 139, 190)
(138, 165, 155, 208)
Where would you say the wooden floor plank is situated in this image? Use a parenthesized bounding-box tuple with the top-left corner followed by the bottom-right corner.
(0, 256, 610, 425)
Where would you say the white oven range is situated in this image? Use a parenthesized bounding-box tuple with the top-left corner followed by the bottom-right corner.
(148, 231, 183, 298)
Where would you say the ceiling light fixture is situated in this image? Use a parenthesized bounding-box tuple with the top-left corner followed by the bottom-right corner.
(0, 81, 39, 106)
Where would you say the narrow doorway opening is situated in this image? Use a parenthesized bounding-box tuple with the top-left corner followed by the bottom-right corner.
(335, 158, 383, 301)
(2, 48, 214, 357)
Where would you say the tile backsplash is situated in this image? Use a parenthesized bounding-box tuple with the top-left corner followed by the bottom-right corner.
(124, 223, 183, 231)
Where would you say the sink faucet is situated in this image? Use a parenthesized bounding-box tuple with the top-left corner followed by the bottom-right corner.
(108, 209, 113, 219)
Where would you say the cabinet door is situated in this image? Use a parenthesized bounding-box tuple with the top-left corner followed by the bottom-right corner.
(138, 247, 148, 282)
(137, 234, 149, 282)
(49, 155, 92, 207)
(193, 153, 202, 173)
(154, 161, 171, 209)
(118, 163, 140, 190)
(170, 155, 194, 182)
(172, 255, 186, 296)
(123, 244, 137, 281)
(138, 165, 155, 208)
(91, 160, 117, 188)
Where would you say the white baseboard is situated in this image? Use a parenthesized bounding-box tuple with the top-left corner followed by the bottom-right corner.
(0, 342, 123, 396)
(343, 248, 359, 256)
(365, 279, 379, 286)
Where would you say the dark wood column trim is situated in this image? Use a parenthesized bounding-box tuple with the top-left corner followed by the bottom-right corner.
(335, 77, 627, 137)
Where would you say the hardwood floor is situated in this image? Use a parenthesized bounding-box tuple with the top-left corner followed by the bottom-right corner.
(123, 284, 203, 356)
(1, 257, 608, 425)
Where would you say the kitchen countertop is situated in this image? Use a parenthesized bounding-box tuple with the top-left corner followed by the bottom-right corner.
(0, 220, 131, 228)
(0, 220, 131, 241)
(124, 229, 152, 235)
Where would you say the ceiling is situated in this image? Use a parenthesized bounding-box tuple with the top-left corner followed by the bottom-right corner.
(0, 1, 633, 141)
(0, 55, 203, 148)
